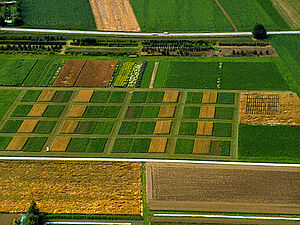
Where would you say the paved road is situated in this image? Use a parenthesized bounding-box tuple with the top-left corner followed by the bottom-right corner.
(45, 222, 131, 225)
(1, 156, 299, 167)
(1, 28, 300, 36)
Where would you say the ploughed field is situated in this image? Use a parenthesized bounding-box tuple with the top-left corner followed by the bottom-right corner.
(146, 163, 300, 214)
(0, 160, 142, 214)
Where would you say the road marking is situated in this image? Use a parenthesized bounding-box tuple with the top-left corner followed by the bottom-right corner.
(153, 213, 300, 221)
(1, 157, 299, 167)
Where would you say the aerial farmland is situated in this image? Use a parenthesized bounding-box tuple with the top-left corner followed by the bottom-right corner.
(0, 0, 299, 224)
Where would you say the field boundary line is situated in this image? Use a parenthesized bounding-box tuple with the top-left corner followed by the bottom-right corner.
(214, 0, 238, 31)
(152, 213, 300, 221)
(45, 222, 131, 225)
(1, 157, 300, 167)
(149, 62, 159, 88)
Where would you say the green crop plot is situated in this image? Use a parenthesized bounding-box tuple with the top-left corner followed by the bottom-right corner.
(52, 91, 72, 103)
(136, 122, 156, 134)
(174, 139, 194, 154)
(212, 140, 231, 156)
(140, 61, 155, 88)
(212, 123, 232, 137)
(0, 137, 12, 151)
(130, 138, 151, 153)
(218, 0, 289, 31)
(239, 125, 300, 162)
(86, 138, 107, 153)
(108, 91, 125, 103)
(214, 107, 234, 120)
(22, 137, 47, 152)
(83, 106, 104, 118)
(0, 90, 20, 120)
(33, 121, 56, 134)
(119, 122, 138, 135)
(21, 90, 42, 102)
(141, 106, 160, 118)
(101, 106, 120, 118)
(178, 122, 198, 135)
(217, 93, 235, 104)
(21, 0, 96, 30)
(186, 92, 203, 104)
(125, 106, 143, 118)
(0, 59, 37, 86)
(94, 122, 114, 135)
(11, 105, 33, 117)
(66, 138, 89, 152)
(131, 92, 148, 103)
(182, 107, 200, 119)
(90, 91, 111, 103)
(146, 92, 164, 103)
(75, 121, 97, 134)
(112, 138, 132, 153)
(130, 0, 232, 32)
(0, 120, 23, 133)
(43, 105, 64, 118)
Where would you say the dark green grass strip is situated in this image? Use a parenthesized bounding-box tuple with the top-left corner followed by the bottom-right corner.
(217, 93, 235, 104)
(33, 121, 56, 134)
(108, 91, 125, 103)
(90, 91, 111, 103)
(0, 120, 23, 133)
(94, 122, 114, 135)
(112, 138, 133, 153)
(43, 105, 65, 118)
(86, 138, 107, 153)
(21, 90, 42, 102)
(101, 106, 120, 118)
(0, 136, 12, 151)
(119, 121, 138, 135)
(178, 122, 198, 135)
(131, 92, 148, 103)
(239, 125, 300, 162)
(136, 122, 156, 134)
(213, 123, 232, 137)
(11, 105, 33, 117)
(130, 138, 151, 153)
(146, 92, 164, 103)
(182, 107, 200, 119)
(174, 139, 194, 154)
(0, 90, 21, 120)
(215, 107, 233, 120)
(66, 138, 90, 152)
(185, 92, 203, 104)
(83, 106, 104, 118)
(22, 137, 47, 152)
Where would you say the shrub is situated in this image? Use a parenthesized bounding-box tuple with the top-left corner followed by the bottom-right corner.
(252, 24, 267, 40)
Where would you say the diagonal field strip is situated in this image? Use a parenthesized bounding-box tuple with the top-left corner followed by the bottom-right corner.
(149, 62, 159, 88)
(214, 0, 238, 31)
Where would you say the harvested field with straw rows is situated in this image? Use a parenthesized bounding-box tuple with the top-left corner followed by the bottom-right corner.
(0, 161, 142, 214)
(6, 137, 28, 151)
(154, 121, 172, 135)
(148, 137, 167, 153)
(27, 104, 48, 117)
(17, 120, 38, 133)
(158, 106, 176, 118)
(37, 90, 56, 102)
(50, 137, 71, 151)
(196, 122, 213, 136)
(89, 0, 141, 31)
(193, 139, 211, 154)
(60, 121, 79, 134)
(163, 91, 179, 103)
(76, 90, 94, 103)
(202, 92, 217, 103)
(240, 92, 300, 125)
(75, 61, 117, 87)
(53, 60, 86, 87)
(68, 105, 87, 118)
(199, 106, 215, 119)
(147, 163, 300, 214)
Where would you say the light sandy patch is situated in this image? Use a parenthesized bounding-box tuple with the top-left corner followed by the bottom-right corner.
(163, 91, 179, 103)
(199, 106, 215, 119)
(75, 90, 94, 103)
(197, 122, 214, 136)
(193, 139, 211, 154)
(159, 106, 176, 118)
(154, 121, 172, 135)
(59, 121, 79, 134)
(27, 104, 48, 117)
(89, 0, 141, 32)
(50, 137, 71, 152)
(67, 105, 87, 118)
(148, 138, 168, 153)
(240, 92, 300, 125)
(202, 92, 218, 104)
(149, 62, 159, 88)
(6, 136, 29, 151)
(17, 120, 39, 133)
(37, 90, 56, 102)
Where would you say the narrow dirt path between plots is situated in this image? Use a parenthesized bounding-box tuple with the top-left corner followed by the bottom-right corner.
(89, 0, 141, 32)
(149, 62, 159, 88)
(214, 0, 238, 31)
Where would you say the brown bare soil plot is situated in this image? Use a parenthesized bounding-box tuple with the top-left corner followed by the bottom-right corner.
(148, 138, 168, 153)
(67, 105, 87, 118)
(199, 106, 215, 119)
(202, 92, 217, 104)
(6, 137, 29, 151)
(240, 92, 300, 125)
(75, 90, 94, 103)
(75, 61, 117, 87)
(154, 121, 172, 135)
(17, 120, 39, 133)
(146, 163, 300, 214)
(163, 91, 179, 103)
(196, 122, 213, 136)
(89, 0, 141, 32)
(53, 60, 86, 87)
(0, 161, 142, 214)
(193, 139, 211, 154)
(50, 137, 71, 152)
(158, 106, 176, 118)
(27, 104, 48, 117)
(37, 90, 56, 102)
(59, 121, 79, 134)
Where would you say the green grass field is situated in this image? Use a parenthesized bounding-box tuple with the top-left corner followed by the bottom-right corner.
(0, 90, 20, 120)
(214, 107, 234, 120)
(130, 0, 233, 32)
(11, 105, 33, 117)
(112, 138, 151, 153)
(21, 0, 96, 30)
(174, 139, 194, 154)
(83, 106, 104, 118)
(178, 122, 198, 135)
(186, 92, 203, 104)
(21, 90, 42, 102)
(218, 0, 289, 31)
(22, 137, 47, 152)
(33, 121, 56, 134)
(0, 120, 23, 133)
(131, 92, 148, 103)
(238, 125, 300, 162)
(52, 91, 73, 103)
(43, 105, 65, 118)
(212, 123, 232, 137)
(90, 91, 111, 103)
(140, 62, 155, 88)
(182, 107, 200, 118)
(0, 137, 12, 151)
(86, 138, 107, 153)
(94, 122, 114, 135)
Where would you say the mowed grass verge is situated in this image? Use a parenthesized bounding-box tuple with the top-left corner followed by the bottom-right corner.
(21, 0, 96, 30)
(130, 0, 233, 32)
(238, 125, 300, 163)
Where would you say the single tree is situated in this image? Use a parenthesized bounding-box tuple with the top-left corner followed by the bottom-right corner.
(252, 24, 267, 39)
(0, 16, 6, 26)
(13, 18, 23, 26)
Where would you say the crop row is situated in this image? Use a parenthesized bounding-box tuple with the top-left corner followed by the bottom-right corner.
(127, 61, 147, 88)
(113, 62, 135, 87)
